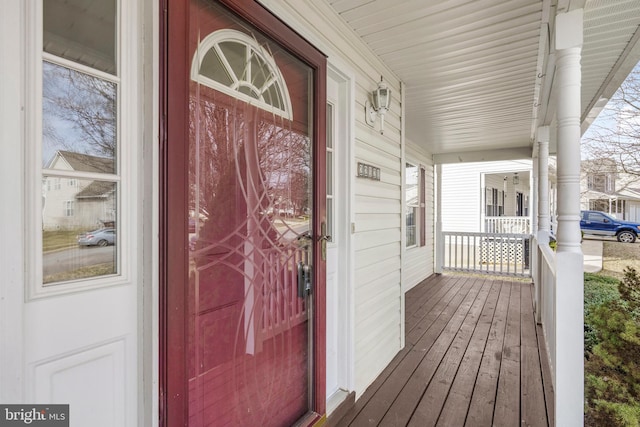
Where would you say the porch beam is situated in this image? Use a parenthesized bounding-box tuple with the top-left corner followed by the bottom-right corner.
(432, 146, 531, 164)
(553, 8, 584, 427)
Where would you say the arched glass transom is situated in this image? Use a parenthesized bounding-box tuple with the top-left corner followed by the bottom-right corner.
(191, 29, 293, 119)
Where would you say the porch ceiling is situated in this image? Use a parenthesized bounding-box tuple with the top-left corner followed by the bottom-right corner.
(327, 0, 640, 157)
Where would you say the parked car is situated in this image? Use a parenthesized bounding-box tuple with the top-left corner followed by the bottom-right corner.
(580, 210, 640, 243)
(77, 228, 116, 247)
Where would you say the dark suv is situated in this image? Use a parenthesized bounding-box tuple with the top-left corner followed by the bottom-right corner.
(580, 210, 640, 243)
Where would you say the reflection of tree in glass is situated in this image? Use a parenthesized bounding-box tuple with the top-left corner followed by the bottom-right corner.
(257, 119, 311, 217)
(43, 61, 116, 161)
(188, 93, 310, 217)
(188, 88, 311, 251)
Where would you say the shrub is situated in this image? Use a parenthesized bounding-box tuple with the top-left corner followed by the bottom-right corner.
(585, 267, 640, 426)
(584, 273, 620, 355)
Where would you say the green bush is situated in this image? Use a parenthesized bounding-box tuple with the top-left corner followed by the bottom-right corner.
(584, 273, 621, 355)
(585, 267, 640, 426)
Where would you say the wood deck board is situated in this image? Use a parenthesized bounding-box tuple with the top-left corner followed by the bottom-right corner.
(464, 281, 512, 427)
(521, 283, 549, 427)
(492, 283, 521, 426)
(348, 277, 478, 425)
(404, 274, 444, 315)
(381, 278, 492, 426)
(406, 278, 495, 427)
(433, 279, 502, 427)
(405, 276, 468, 343)
(334, 276, 552, 427)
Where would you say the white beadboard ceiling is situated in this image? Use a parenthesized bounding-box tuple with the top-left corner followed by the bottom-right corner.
(327, 0, 640, 157)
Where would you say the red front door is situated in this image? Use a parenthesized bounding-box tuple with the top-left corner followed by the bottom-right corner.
(161, 1, 326, 426)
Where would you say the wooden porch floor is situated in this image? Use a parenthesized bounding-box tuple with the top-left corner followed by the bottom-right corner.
(333, 274, 554, 427)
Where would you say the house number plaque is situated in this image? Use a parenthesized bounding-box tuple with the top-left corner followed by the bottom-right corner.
(357, 162, 381, 181)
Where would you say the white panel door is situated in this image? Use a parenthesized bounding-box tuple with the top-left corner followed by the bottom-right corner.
(19, 1, 141, 426)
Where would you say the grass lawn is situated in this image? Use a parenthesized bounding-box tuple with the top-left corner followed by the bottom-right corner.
(598, 241, 640, 279)
(44, 263, 116, 283)
(43, 229, 80, 252)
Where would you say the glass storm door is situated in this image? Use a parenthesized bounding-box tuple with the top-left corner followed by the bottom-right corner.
(163, 1, 326, 426)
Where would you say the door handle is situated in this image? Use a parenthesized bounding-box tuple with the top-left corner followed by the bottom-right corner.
(297, 261, 312, 298)
(320, 222, 331, 261)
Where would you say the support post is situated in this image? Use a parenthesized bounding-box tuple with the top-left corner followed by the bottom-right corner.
(531, 154, 539, 305)
(536, 127, 550, 324)
(531, 157, 538, 237)
(554, 9, 584, 427)
(435, 164, 443, 274)
(538, 127, 550, 241)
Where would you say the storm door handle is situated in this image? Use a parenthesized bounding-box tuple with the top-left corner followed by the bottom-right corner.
(297, 262, 312, 298)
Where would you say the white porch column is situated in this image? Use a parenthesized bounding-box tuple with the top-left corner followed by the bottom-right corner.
(435, 164, 443, 274)
(554, 9, 584, 427)
(537, 127, 550, 239)
(531, 154, 539, 312)
(531, 157, 538, 236)
(536, 127, 550, 324)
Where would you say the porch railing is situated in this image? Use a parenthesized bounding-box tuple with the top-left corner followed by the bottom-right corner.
(535, 236, 557, 386)
(484, 216, 530, 234)
(442, 231, 531, 277)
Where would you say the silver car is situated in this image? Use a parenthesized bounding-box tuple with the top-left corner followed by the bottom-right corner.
(77, 228, 116, 247)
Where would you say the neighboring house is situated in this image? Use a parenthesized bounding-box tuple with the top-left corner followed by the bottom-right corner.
(441, 160, 534, 233)
(42, 150, 115, 230)
(2, 2, 640, 427)
(441, 158, 560, 235)
(581, 158, 640, 221)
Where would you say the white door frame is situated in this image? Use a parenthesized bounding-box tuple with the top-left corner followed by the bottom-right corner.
(325, 60, 355, 413)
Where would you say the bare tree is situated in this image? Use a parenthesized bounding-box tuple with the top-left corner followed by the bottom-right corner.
(583, 66, 640, 177)
(43, 61, 117, 161)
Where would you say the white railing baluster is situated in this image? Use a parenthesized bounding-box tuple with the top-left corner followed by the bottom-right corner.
(441, 231, 532, 278)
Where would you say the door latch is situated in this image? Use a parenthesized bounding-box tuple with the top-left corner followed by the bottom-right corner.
(297, 261, 312, 297)
(320, 222, 331, 261)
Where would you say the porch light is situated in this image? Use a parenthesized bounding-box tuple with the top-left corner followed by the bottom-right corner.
(365, 76, 391, 135)
(513, 173, 519, 185)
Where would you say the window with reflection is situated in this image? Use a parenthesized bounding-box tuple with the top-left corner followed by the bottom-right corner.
(406, 162, 418, 247)
(40, 0, 119, 285)
(326, 103, 334, 242)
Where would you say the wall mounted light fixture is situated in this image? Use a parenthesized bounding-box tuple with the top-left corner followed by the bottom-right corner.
(365, 76, 391, 135)
(513, 173, 519, 185)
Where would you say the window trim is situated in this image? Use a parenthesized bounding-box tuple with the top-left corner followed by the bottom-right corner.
(405, 161, 420, 249)
(326, 101, 335, 244)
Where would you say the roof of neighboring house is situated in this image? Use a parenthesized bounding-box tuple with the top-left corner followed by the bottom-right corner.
(49, 150, 114, 174)
(584, 188, 640, 202)
(617, 188, 640, 201)
(76, 181, 116, 199)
